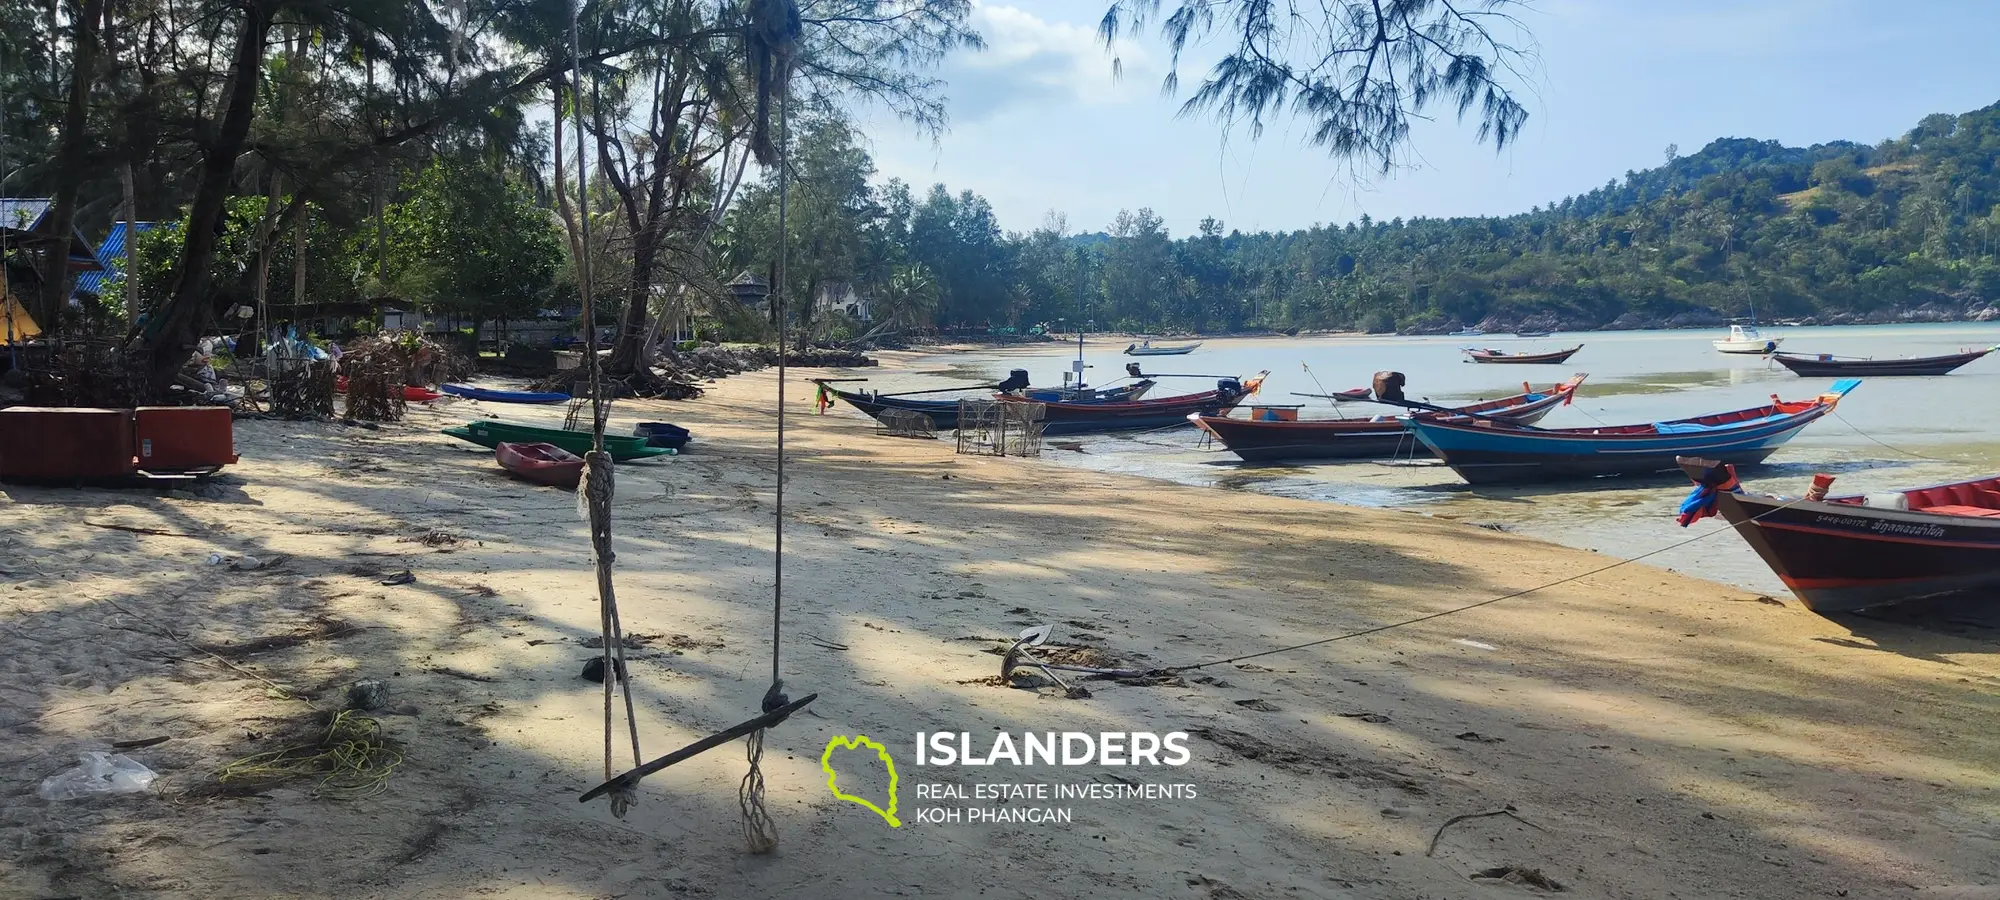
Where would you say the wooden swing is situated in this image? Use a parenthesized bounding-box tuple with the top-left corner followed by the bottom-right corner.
(561, 0, 815, 852)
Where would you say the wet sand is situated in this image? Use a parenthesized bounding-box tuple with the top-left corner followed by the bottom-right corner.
(3, 354, 1999, 899)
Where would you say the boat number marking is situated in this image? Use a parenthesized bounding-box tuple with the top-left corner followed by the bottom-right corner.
(1812, 513, 1947, 539)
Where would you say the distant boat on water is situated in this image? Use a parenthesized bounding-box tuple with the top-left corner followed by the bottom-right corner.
(1462, 344, 1584, 365)
(1513, 330, 1552, 338)
(1124, 340, 1202, 356)
(1448, 327, 1484, 337)
(1714, 323, 1781, 354)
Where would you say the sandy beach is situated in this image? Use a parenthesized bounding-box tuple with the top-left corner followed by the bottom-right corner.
(5, 352, 2000, 900)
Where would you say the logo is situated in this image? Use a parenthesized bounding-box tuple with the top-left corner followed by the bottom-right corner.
(821, 734, 901, 828)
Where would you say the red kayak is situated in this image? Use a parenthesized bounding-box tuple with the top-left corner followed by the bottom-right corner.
(335, 377, 444, 402)
(495, 441, 585, 489)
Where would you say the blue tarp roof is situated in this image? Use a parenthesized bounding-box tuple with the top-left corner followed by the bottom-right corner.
(74, 221, 160, 296)
(0, 199, 105, 295)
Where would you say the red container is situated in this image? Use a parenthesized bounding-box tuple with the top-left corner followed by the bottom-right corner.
(0, 408, 137, 480)
(134, 406, 237, 470)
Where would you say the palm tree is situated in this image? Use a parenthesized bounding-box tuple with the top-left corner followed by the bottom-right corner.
(874, 265, 939, 330)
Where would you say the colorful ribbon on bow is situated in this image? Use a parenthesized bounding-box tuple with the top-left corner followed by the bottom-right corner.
(1676, 462, 1741, 527)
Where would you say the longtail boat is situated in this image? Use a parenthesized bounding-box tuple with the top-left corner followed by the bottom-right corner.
(1462, 344, 1583, 365)
(1193, 374, 1587, 463)
(813, 379, 1154, 431)
(1770, 347, 1994, 377)
(1406, 380, 1859, 485)
(1676, 461, 2000, 613)
(997, 372, 1268, 435)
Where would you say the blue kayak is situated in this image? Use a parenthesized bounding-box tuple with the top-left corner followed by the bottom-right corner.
(441, 384, 572, 404)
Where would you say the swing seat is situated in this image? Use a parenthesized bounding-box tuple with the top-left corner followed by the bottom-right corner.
(579, 692, 819, 803)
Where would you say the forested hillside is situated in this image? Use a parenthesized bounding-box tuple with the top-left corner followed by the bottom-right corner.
(723, 101, 2000, 335)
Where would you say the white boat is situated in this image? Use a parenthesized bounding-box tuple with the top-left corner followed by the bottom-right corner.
(1714, 324, 1781, 355)
(1449, 327, 1484, 337)
(1123, 340, 1202, 357)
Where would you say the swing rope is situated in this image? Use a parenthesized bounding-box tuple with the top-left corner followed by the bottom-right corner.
(572, 2, 817, 853)
(738, 77, 792, 858)
(567, 0, 644, 818)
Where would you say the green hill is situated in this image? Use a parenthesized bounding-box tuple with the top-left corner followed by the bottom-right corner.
(1074, 101, 2000, 334)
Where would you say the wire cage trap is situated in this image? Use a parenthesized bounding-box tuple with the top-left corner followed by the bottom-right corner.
(955, 399, 1045, 457)
(875, 408, 937, 439)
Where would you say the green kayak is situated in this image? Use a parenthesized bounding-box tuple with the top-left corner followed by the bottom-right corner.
(442, 421, 675, 461)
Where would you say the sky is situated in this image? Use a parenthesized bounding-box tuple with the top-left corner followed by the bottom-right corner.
(852, 0, 2000, 237)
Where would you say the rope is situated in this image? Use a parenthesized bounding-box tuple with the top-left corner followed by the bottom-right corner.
(738, 84, 789, 857)
(738, 728, 777, 853)
(1833, 410, 1951, 462)
(568, 0, 643, 817)
(216, 710, 402, 800)
(1156, 496, 1806, 674)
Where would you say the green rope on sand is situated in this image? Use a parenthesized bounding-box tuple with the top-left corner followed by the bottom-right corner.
(216, 710, 403, 800)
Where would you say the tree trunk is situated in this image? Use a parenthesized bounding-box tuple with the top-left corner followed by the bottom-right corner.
(38, 0, 109, 329)
(121, 162, 138, 309)
(140, 1, 271, 390)
(253, 179, 280, 338)
(608, 231, 658, 373)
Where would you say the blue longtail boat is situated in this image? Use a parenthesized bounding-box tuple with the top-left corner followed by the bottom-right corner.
(1405, 379, 1860, 485)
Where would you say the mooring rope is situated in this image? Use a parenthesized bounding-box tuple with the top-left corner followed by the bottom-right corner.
(1833, 410, 1952, 463)
(1155, 496, 1807, 674)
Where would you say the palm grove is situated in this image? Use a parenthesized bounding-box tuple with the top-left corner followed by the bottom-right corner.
(35, 0, 1979, 395)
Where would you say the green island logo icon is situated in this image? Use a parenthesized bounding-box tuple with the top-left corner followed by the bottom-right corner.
(820, 734, 901, 828)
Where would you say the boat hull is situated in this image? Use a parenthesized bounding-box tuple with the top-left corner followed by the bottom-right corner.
(1197, 376, 1583, 463)
(1198, 420, 1429, 462)
(495, 442, 585, 489)
(1014, 384, 1256, 435)
(1714, 339, 1780, 354)
(1465, 345, 1582, 364)
(1717, 492, 2000, 613)
(1771, 349, 1992, 377)
(1124, 341, 1202, 356)
(443, 422, 671, 461)
(441, 384, 572, 404)
(1409, 406, 1831, 485)
(823, 382, 1149, 430)
(827, 378, 1256, 435)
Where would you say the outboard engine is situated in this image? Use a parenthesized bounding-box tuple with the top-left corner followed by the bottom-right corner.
(1372, 371, 1407, 403)
(1216, 377, 1243, 394)
(1125, 362, 1145, 379)
(995, 368, 1032, 393)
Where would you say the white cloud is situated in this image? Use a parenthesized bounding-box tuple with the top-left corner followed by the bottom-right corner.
(939, 2, 1155, 122)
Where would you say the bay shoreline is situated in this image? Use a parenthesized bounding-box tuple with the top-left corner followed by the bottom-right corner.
(3, 354, 1998, 898)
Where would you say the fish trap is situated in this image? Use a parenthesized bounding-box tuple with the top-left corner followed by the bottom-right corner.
(955, 399, 1045, 457)
(875, 408, 937, 439)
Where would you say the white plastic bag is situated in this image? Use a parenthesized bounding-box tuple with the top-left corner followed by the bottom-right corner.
(38, 752, 157, 801)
